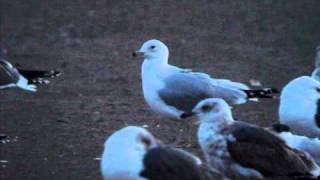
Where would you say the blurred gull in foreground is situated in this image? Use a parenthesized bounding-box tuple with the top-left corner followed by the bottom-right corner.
(134, 39, 278, 120)
(279, 76, 320, 138)
(193, 98, 320, 179)
(0, 59, 61, 92)
(100, 126, 225, 180)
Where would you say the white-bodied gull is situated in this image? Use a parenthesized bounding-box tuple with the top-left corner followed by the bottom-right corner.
(100, 126, 224, 180)
(193, 98, 320, 179)
(134, 39, 277, 120)
(279, 76, 320, 138)
(0, 59, 61, 92)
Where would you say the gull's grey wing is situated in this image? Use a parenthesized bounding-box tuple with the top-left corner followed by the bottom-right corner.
(158, 72, 247, 113)
(227, 122, 313, 177)
(0, 60, 20, 86)
(213, 78, 249, 90)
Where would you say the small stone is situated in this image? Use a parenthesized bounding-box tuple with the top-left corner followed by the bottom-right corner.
(249, 79, 262, 87)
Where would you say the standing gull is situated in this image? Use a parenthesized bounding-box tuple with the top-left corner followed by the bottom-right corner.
(193, 98, 320, 179)
(0, 59, 61, 92)
(100, 126, 224, 180)
(279, 76, 320, 138)
(134, 39, 277, 120)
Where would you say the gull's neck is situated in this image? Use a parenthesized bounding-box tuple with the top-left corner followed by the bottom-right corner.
(201, 113, 234, 133)
(143, 55, 169, 65)
(198, 114, 234, 164)
(142, 57, 170, 76)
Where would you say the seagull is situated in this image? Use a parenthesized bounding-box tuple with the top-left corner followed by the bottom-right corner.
(279, 76, 320, 138)
(134, 39, 278, 120)
(0, 59, 61, 92)
(193, 98, 320, 179)
(270, 124, 320, 165)
(100, 126, 225, 180)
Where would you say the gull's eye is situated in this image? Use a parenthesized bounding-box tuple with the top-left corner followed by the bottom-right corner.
(201, 105, 212, 112)
(141, 136, 152, 147)
(150, 45, 156, 50)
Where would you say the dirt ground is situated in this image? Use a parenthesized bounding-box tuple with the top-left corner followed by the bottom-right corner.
(1, 1, 320, 179)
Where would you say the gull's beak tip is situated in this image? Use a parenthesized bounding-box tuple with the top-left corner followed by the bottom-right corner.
(132, 50, 143, 57)
(132, 51, 138, 57)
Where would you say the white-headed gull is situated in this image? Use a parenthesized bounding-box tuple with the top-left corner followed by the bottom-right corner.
(134, 39, 277, 120)
(193, 98, 320, 179)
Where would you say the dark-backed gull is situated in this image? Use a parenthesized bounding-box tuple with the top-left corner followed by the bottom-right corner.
(193, 98, 320, 179)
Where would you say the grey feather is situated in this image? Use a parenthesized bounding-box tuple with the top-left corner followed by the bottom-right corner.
(158, 72, 247, 113)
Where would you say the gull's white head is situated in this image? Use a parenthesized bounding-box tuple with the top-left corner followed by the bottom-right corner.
(282, 76, 320, 99)
(100, 126, 159, 179)
(280, 76, 320, 113)
(192, 98, 233, 123)
(312, 46, 320, 82)
(135, 39, 169, 64)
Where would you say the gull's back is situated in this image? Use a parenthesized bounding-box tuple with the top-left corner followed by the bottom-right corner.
(158, 71, 247, 113)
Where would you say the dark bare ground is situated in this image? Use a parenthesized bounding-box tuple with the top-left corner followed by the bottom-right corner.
(1, 1, 320, 179)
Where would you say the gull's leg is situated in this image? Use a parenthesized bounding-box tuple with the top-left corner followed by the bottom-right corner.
(169, 119, 196, 148)
(170, 131, 184, 148)
(185, 119, 197, 148)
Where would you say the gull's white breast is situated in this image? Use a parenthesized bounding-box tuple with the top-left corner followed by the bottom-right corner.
(141, 60, 182, 119)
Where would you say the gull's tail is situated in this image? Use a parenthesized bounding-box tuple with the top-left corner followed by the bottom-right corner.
(243, 88, 279, 100)
(18, 69, 62, 84)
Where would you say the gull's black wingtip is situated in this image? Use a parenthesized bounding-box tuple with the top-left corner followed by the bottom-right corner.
(271, 123, 291, 133)
(264, 87, 279, 94)
(244, 87, 279, 99)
